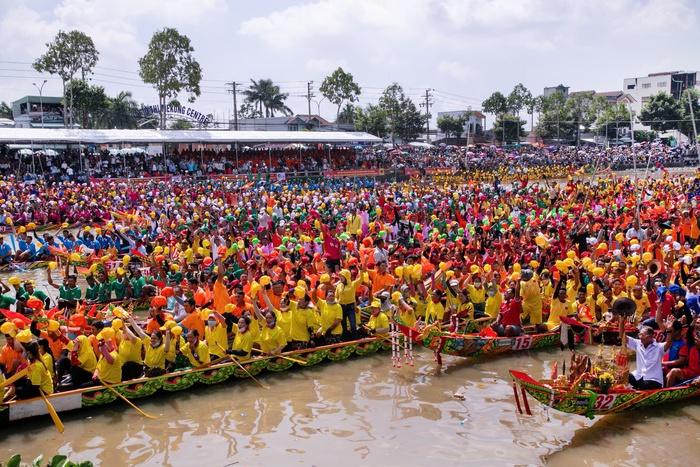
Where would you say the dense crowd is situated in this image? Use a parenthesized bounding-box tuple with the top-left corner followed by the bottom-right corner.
(2, 147, 700, 400)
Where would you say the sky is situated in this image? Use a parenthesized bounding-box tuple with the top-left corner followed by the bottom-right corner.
(1, 0, 699, 128)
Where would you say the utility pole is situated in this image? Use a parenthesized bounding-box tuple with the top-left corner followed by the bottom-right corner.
(685, 76, 699, 158)
(307, 81, 314, 117)
(419, 89, 433, 143)
(226, 82, 239, 130)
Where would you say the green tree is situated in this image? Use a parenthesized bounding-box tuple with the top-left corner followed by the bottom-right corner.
(378, 83, 425, 144)
(436, 114, 466, 140)
(319, 67, 361, 130)
(482, 91, 509, 117)
(566, 91, 608, 146)
(67, 78, 108, 128)
(679, 88, 700, 142)
(171, 119, 193, 130)
(537, 92, 573, 142)
(493, 114, 527, 144)
(337, 103, 356, 125)
(242, 79, 292, 118)
(238, 102, 262, 119)
(507, 83, 532, 142)
(138, 27, 202, 129)
(32, 30, 99, 128)
(639, 91, 683, 134)
(355, 104, 390, 139)
(594, 103, 631, 139)
(100, 91, 139, 129)
(526, 94, 545, 132)
(0, 101, 12, 119)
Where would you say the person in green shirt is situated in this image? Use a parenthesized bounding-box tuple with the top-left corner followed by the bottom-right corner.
(110, 268, 131, 300)
(22, 281, 51, 309)
(0, 293, 16, 310)
(47, 269, 81, 310)
(130, 267, 147, 299)
(84, 275, 100, 303)
(7, 276, 26, 301)
(96, 270, 112, 303)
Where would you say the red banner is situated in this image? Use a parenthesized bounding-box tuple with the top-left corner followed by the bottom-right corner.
(323, 169, 383, 178)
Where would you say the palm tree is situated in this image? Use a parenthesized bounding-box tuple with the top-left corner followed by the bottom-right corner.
(101, 91, 140, 129)
(243, 79, 293, 118)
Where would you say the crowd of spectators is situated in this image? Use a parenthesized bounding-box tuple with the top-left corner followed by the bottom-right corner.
(0, 140, 697, 183)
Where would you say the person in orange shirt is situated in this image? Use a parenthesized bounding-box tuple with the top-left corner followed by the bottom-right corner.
(681, 209, 699, 245)
(266, 280, 285, 310)
(367, 260, 396, 298)
(181, 298, 206, 338)
(229, 286, 254, 318)
(146, 295, 174, 335)
(0, 324, 25, 376)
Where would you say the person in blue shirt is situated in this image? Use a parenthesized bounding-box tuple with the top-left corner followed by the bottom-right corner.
(0, 236, 12, 265)
(15, 232, 37, 262)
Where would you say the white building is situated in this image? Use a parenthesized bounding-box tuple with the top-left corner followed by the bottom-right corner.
(622, 71, 696, 118)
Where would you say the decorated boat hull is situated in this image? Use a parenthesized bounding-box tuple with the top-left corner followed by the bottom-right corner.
(509, 370, 700, 419)
(393, 319, 561, 358)
(0, 337, 389, 425)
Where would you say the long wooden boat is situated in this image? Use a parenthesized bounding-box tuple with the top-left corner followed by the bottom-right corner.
(392, 318, 561, 358)
(509, 369, 700, 419)
(0, 260, 52, 273)
(0, 336, 390, 425)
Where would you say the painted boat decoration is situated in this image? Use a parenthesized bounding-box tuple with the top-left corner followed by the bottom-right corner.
(392, 318, 561, 358)
(509, 369, 700, 419)
(0, 260, 52, 273)
(0, 336, 390, 425)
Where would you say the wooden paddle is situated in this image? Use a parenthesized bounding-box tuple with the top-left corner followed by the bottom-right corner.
(101, 380, 157, 419)
(39, 389, 65, 434)
(216, 344, 268, 390)
(195, 354, 228, 370)
(251, 348, 307, 365)
(0, 367, 29, 390)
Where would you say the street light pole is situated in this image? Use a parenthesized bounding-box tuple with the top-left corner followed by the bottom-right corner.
(33, 80, 47, 128)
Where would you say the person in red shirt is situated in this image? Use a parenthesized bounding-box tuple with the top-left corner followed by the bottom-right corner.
(322, 224, 341, 273)
(491, 279, 522, 337)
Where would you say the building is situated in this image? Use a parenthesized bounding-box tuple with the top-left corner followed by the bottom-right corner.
(594, 91, 636, 106)
(234, 114, 332, 132)
(436, 110, 485, 136)
(544, 85, 569, 99)
(622, 71, 697, 117)
(11, 95, 68, 128)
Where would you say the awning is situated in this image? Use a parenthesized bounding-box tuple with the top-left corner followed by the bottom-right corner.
(0, 128, 382, 145)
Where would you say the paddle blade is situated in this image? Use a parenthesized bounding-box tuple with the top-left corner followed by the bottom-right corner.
(40, 390, 65, 434)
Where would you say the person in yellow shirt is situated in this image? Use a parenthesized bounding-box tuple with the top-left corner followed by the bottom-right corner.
(485, 282, 503, 319)
(204, 310, 228, 360)
(544, 285, 574, 331)
(425, 290, 446, 324)
(336, 266, 367, 341)
(573, 287, 597, 324)
(395, 288, 417, 329)
(224, 315, 255, 360)
(115, 318, 144, 381)
(519, 269, 543, 325)
(37, 338, 55, 381)
(346, 209, 362, 236)
(260, 292, 293, 340)
(129, 315, 167, 378)
(66, 334, 97, 388)
(365, 299, 390, 337)
(466, 276, 487, 314)
(610, 278, 629, 302)
(630, 285, 652, 322)
(5, 341, 53, 400)
(94, 339, 122, 384)
(181, 329, 210, 367)
(254, 308, 288, 356)
(288, 293, 319, 350)
(312, 288, 343, 345)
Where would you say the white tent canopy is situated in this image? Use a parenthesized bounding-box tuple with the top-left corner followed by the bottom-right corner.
(0, 128, 382, 145)
(408, 141, 434, 149)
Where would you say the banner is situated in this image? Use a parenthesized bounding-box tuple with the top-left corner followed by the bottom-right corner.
(323, 169, 384, 178)
(405, 167, 455, 176)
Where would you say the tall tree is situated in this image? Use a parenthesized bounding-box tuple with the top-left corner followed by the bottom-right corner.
(594, 103, 631, 140)
(32, 30, 99, 127)
(242, 79, 292, 118)
(67, 78, 108, 128)
(679, 88, 700, 142)
(436, 114, 466, 140)
(319, 67, 361, 130)
(238, 102, 262, 119)
(337, 103, 356, 125)
(138, 27, 202, 129)
(639, 91, 683, 135)
(507, 83, 532, 142)
(537, 92, 572, 142)
(378, 83, 425, 144)
(482, 91, 509, 117)
(526, 94, 545, 132)
(355, 104, 389, 139)
(102, 91, 140, 129)
(566, 91, 608, 146)
(493, 114, 527, 144)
